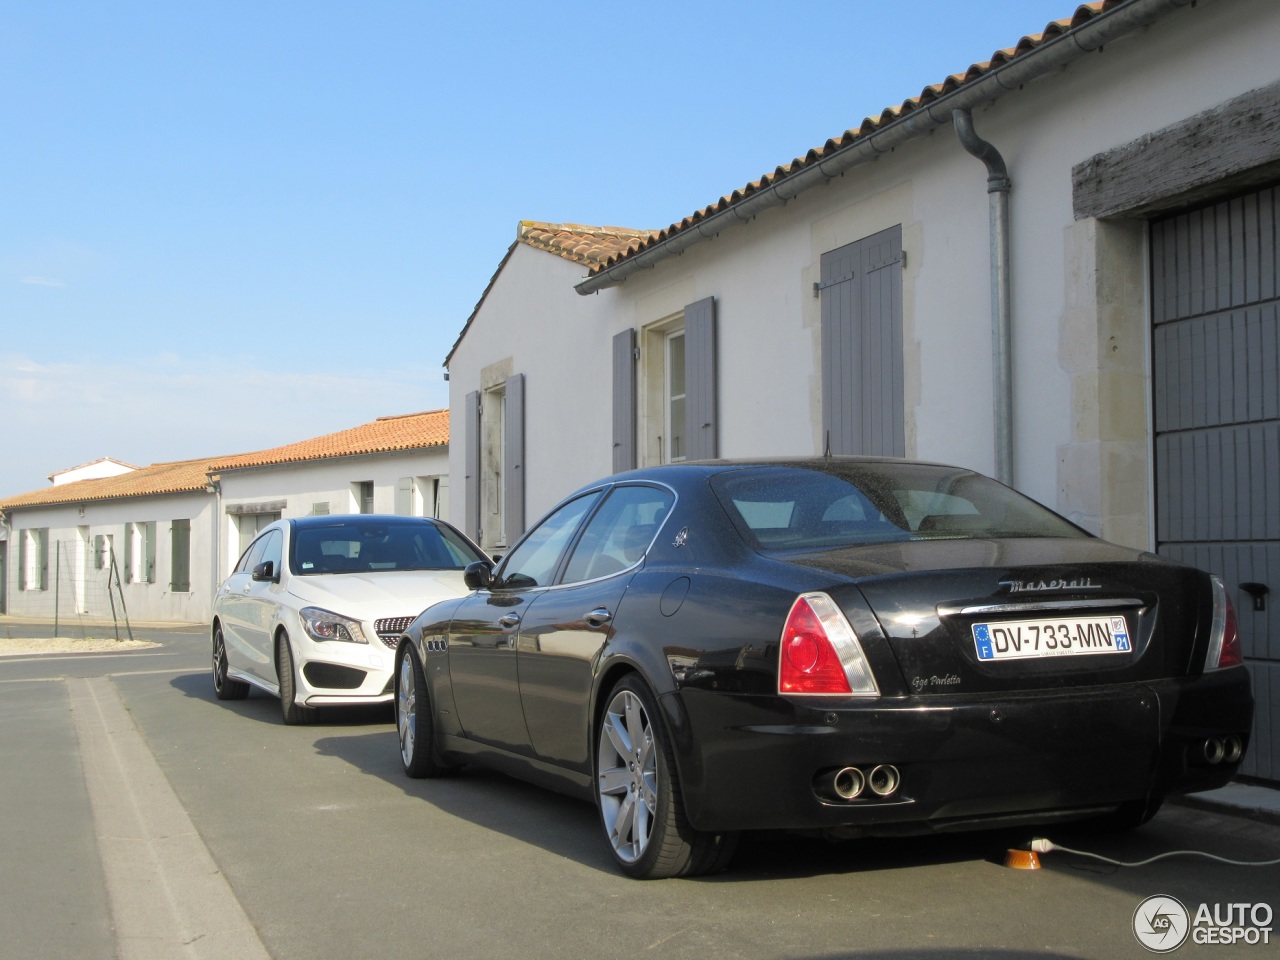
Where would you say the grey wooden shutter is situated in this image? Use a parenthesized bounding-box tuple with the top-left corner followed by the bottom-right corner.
(18, 534, 27, 591)
(124, 526, 134, 583)
(94, 534, 105, 570)
(145, 522, 156, 583)
(613, 329, 637, 473)
(685, 297, 718, 461)
(820, 225, 904, 457)
(170, 520, 190, 592)
(38, 529, 49, 591)
(395, 477, 413, 516)
(504, 374, 525, 543)
(465, 390, 481, 543)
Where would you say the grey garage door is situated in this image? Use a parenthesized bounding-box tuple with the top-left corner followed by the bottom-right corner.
(1152, 185, 1280, 783)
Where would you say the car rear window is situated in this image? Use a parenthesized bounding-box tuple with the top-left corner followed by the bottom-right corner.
(290, 520, 484, 574)
(709, 463, 1086, 553)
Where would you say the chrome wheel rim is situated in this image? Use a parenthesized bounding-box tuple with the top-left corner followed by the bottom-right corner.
(213, 629, 227, 692)
(398, 656, 416, 767)
(597, 689, 657, 864)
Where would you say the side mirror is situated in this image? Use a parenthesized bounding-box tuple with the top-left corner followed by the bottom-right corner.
(251, 560, 277, 583)
(463, 560, 494, 590)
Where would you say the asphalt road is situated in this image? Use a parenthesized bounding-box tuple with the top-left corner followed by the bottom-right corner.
(1, 622, 1278, 960)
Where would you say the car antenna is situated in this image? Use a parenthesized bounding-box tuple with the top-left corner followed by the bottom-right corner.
(823, 430, 832, 458)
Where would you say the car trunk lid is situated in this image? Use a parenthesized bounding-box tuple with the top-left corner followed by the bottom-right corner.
(785, 537, 1207, 695)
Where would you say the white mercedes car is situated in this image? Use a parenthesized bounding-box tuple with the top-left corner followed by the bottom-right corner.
(211, 514, 486, 724)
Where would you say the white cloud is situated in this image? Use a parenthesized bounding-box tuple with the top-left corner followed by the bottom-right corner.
(0, 353, 450, 496)
(20, 276, 66, 287)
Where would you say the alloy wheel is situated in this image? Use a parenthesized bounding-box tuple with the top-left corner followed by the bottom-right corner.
(398, 655, 417, 768)
(597, 688, 657, 864)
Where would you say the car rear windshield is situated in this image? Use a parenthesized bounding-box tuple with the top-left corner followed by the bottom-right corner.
(709, 463, 1087, 553)
(290, 520, 484, 575)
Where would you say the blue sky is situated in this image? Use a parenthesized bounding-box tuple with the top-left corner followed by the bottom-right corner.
(1, 0, 1074, 496)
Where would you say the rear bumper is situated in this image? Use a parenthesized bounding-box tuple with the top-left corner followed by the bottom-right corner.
(666, 666, 1252, 833)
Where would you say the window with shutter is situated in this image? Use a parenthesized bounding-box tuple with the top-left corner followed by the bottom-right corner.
(144, 521, 156, 584)
(170, 520, 191, 592)
(633, 296, 718, 467)
(37, 529, 48, 591)
(465, 390, 481, 544)
(503, 373, 525, 544)
(819, 225, 904, 457)
(613, 329, 637, 472)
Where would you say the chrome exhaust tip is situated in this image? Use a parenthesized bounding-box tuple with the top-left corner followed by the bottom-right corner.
(833, 766, 865, 800)
(1203, 737, 1225, 765)
(1222, 735, 1243, 764)
(868, 764, 900, 797)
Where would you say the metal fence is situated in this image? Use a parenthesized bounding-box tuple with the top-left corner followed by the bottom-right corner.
(11, 539, 133, 640)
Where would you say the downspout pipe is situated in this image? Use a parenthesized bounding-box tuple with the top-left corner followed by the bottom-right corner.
(953, 108, 1013, 488)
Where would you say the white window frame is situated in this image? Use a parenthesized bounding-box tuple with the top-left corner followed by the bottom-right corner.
(639, 312, 686, 468)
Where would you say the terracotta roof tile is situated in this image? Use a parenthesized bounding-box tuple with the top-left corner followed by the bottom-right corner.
(516, 222, 656, 268)
(0, 458, 216, 510)
(444, 222, 657, 365)
(587, 1, 1118, 277)
(0, 410, 449, 512)
(208, 409, 448, 473)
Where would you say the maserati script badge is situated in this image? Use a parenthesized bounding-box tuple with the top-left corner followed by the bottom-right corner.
(999, 577, 1101, 593)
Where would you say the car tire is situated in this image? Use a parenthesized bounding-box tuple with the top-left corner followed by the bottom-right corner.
(1094, 797, 1164, 833)
(276, 630, 315, 726)
(596, 673, 726, 879)
(397, 647, 454, 778)
(212, 624, 249, 701)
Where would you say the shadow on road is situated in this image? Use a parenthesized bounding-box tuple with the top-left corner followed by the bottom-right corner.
(168, 670, 394, 726)
(303, 722, 1058, 883)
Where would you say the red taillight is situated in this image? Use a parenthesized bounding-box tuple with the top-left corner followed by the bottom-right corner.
(780, 597, 852, 694)
(778, 593, 879, 696)
(1217, 595, 1243, 669)
(1208, 576, 1244, 670)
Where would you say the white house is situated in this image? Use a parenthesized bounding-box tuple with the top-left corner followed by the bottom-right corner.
(444, 0, 1280, 782)
(0, 410, 450, 624)
(49, 457, 139, 486)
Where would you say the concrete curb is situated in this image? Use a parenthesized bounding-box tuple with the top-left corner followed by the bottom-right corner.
(1170, 782, 1280, 828)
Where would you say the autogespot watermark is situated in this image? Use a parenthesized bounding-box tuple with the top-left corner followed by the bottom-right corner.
(1133, 895, 1274, 952)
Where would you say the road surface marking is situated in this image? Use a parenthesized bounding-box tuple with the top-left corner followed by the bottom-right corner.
(68, 675, 271, 959)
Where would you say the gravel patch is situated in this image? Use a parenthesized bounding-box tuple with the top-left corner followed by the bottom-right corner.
(0, 637, 161, 657)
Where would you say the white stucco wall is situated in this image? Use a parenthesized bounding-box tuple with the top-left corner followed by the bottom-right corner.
(3, 494, 215, 624)
(448, 247, 622, 530)
(447, 0, 1280, 543)
(217, 448, 450, 576)
(2, 448, 452, 624)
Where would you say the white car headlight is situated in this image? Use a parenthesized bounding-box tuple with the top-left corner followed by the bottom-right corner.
(300, 607, 369, 644)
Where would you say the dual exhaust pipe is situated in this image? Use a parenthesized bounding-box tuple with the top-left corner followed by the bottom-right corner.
(817, 764, 901, 802)
(1201, 735, 1243, 765)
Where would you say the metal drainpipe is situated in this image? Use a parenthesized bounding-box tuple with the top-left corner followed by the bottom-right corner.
(953, 108, 1013, 487)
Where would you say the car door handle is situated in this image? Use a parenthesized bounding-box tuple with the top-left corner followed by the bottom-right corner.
(498, 613, 521, 628)
(585, 608, 613, 628)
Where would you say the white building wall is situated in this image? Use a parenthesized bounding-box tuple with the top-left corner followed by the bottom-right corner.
(449, 247, 622, 529)
(3, 494, 214, 624)
(218, 448, 450, 577)
(446, 0, 1280, 544)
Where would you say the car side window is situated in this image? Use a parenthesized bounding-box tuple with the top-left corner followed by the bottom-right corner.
(563, 485, 673, 584)
(235, 534, 269, 575)
(498, 492, 601, 589)
(259, 530, 283, 575)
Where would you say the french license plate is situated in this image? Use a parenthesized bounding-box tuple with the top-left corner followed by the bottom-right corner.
(973, 616, 1132, 661)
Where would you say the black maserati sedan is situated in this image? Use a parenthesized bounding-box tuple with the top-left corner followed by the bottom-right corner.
(393, 458, 1253, 879)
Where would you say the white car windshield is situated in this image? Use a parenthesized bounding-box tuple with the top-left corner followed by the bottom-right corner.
(290, 520, 484, 575)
